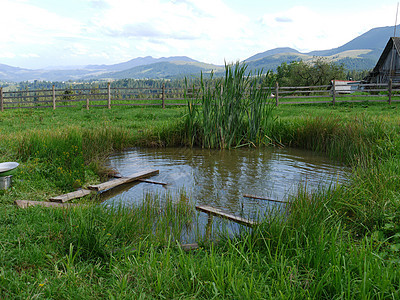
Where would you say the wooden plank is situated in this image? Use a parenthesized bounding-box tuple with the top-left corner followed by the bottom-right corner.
(179, 243, 199, 251)
(15, 200, 76, 209)
(49, 189, 92, 203)
(113, 174, 167, 186)
(88, 169, 159, 192)
(195, 205, 257, 227)
(138, 179, 167, 186)
(280, 85, 331, 89)
(243, 194, 289, 204)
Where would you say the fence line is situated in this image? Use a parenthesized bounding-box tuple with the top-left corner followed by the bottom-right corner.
(0, 81, 399, 111)
(273, 80, 399, 106)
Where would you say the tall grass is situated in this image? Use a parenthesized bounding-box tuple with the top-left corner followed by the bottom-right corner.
(2, 103, 400, 297)
(185, 62, 275, 149)
(61, 193, 195, 261)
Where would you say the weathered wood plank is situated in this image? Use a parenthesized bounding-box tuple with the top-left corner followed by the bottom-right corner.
(15, 200, 76, 209)
(195, 205, 257, 227)
(49, 189, 92, 203)
(88, 169, 159, 192)
(138, 179, 167, 186)
(243, 194, 289, 204)
(179, 243, 199, 251)
(113, 174, 167, 186)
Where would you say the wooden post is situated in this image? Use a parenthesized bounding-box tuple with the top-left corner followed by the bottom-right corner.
(0, 87, 3, 112)
(107, 82, 111, 109)
(52, 85, 56, 110)
(86, 98, 89, 110)
(332, 80, 336, 105)
(388, 79, 392, 105)
(162, 83, 165, 109)
(275, 82, 279, 106)
(205, 214, 213, 240)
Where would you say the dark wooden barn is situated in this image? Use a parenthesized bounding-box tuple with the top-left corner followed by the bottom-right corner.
(366, 37, 400, 84)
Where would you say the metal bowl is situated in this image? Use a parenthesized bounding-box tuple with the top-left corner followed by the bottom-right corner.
(0, 162, 19, 176)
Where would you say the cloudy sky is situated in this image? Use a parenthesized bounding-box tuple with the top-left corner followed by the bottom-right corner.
(0, 0, 398, 69)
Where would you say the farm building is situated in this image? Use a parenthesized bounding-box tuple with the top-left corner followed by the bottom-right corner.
(366, 37, 400, 84)
(331, 80, 361, 94)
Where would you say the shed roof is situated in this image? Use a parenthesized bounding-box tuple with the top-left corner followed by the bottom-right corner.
(372, 37, 400, 73)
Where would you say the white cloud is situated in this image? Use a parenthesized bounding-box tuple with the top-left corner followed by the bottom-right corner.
(0, 52, 16, 59)
(21, 53, 40, 58)
(0, 0, 83, 45)
(260, 5, 395, 52)
(93, 0, 249, 41)
(0, 0, 398, 69)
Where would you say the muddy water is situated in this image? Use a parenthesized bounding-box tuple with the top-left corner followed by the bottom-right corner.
(104, 147, 349, 220)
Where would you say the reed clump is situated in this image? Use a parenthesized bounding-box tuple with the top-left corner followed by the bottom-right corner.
(184, 62, 275, 149)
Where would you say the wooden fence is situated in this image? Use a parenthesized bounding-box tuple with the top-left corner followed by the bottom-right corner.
(1, 81, 399, 112)
(273, 79, 400, 106)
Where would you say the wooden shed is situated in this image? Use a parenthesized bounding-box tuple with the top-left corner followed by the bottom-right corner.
(366, 37, 400, 84)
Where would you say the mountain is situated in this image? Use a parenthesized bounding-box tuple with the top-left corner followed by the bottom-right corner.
(0, 25, 398, 82)
(94, 61, 223, 80)
(85, 56, 198, 72)
(244, 25, 398, 72)
(245, 47, 300, 62)
(307, 26, 395, 58)
(0, 57, 216, 82)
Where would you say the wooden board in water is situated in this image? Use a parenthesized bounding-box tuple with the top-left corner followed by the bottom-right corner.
(243, 194, 289, 204)
(195, 205, 257, 227)
(88, 169, 159, 192)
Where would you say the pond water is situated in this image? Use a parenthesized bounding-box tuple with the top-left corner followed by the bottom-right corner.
(103, 147, 350, 242)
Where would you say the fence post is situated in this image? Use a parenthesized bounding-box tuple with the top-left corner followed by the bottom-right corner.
(162, 83, 165, 109)
(107, 82, 111, 109)
(275, 82, 279, 106)
(332, 80, 336, 105)
(0, 87, 3, 112)
(86, 97, 90, 110)
(52, 85, 56, 110)
(388, 79, 392, 105)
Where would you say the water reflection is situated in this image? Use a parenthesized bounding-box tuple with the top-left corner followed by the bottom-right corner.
(105, 147, 349, 219)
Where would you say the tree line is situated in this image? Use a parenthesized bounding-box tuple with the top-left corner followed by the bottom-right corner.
(2, 59, 371, 92)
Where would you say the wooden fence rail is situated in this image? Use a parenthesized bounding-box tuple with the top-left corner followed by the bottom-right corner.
(0, 81, 399, 111)
(273, 80, 400, 106)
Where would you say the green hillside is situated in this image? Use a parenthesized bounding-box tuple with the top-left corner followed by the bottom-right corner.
(98, 61, 223, 80)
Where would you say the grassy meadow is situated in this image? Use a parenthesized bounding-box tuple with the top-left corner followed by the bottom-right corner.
(1, 90, 400, 298)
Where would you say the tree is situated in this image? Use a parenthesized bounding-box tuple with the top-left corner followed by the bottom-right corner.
(276, 58, 346, 86)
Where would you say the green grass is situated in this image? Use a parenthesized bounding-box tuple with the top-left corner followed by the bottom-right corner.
(1, 97, 400, 297)
(184, 63, 275, 149)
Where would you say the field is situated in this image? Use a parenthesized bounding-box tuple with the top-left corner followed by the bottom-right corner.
(1, 100, 400, 298)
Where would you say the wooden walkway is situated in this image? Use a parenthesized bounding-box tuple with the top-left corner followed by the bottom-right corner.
(88, 170, 159, 192)
(49, 189, 92, 203)
(15, 169, 159, 208)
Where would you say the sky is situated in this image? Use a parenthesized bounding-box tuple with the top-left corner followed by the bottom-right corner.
(0, 0, 398, 69)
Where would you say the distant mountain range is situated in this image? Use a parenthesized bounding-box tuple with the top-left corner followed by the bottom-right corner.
(0, 25, 398, 82)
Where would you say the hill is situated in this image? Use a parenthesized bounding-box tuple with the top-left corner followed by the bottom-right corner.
(0, 24, 398, 82)
(244, 25, 398, 72)
(85, 56, 198, 72)
(95, 61, 223, 80)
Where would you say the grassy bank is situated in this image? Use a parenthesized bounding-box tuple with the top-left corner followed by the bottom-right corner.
(1, 101, 400, 298)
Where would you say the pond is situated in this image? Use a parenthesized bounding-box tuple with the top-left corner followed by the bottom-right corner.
(104, 147, 350, 241)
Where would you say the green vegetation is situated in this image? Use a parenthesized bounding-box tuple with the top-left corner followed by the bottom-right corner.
(2, 73, 400, 297)
(276, 57, 346, 86)
(185, 63, 275, 148)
